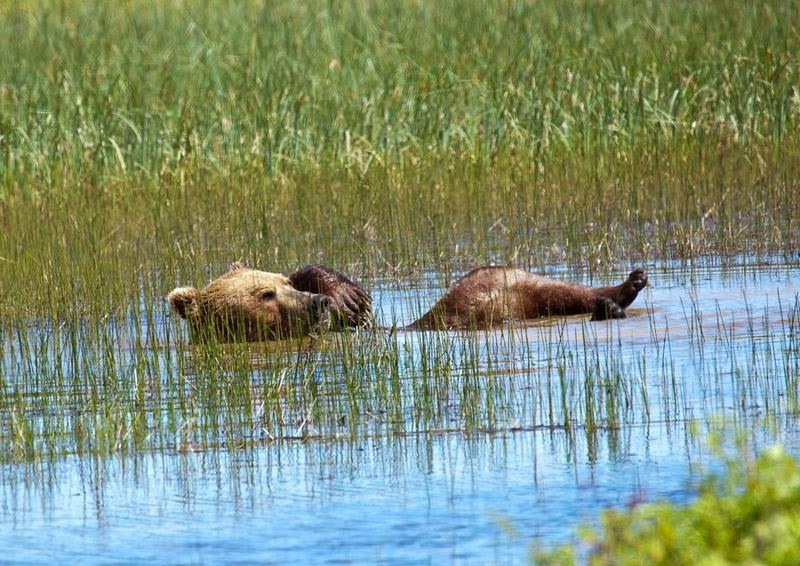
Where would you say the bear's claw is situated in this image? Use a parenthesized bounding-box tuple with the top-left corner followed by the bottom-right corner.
(289, 264, 373, 328)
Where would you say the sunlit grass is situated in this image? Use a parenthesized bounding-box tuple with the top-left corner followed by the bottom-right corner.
(1, 1, 798, 302)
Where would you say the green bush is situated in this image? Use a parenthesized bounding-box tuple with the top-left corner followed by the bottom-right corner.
(536, 445, 800, 565)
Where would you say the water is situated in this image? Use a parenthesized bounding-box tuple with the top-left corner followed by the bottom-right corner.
(2, 429, 715, 563)
(2, 259, 799, 563)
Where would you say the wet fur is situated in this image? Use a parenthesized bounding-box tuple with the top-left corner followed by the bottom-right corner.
(169, 264, 646, 340)
(289, 264, 373, 328)
(168, 263, 337, 341)
(408, 267, 648, 330)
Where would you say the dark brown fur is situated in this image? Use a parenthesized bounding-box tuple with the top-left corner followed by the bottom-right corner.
(408, 267, 647, 330)
(289, 264, 373, 328)
(169, 263, 646, 341)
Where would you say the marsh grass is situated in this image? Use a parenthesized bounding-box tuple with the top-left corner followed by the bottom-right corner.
(2, 1, 799, 303)
(1, 0, 799, 467)
(3, 274, 797, 468)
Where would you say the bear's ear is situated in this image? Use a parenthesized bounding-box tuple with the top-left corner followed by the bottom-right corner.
(168, 287, 199, 319)
(230, 261, 246, 271)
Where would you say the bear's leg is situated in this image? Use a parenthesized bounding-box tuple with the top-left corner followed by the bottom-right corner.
(590, 297, 626, 321)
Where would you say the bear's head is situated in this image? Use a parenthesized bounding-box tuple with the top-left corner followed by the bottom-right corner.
(168, 263, 331, 341)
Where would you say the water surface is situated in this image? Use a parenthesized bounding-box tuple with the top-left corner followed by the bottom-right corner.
(2, 259, 799, 563)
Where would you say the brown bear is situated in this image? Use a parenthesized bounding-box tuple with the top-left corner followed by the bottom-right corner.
(167, 263, 372, 341)
(168, 263, 646, 340)
(407, 266, 648, 330)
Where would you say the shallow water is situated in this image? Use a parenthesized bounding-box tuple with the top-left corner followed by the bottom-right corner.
(2, 259, 799, 563)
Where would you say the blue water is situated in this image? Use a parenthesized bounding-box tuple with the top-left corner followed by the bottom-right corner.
(2, 259, 799, 563)
(3, 430, 716, 564)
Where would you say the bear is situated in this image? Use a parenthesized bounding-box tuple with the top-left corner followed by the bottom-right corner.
(407, 266, 648, 330)
(168, 263, 647, 340)
(168, 263, 372, 342)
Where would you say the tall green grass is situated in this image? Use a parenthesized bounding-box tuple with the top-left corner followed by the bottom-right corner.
(1, 1, 798, 306)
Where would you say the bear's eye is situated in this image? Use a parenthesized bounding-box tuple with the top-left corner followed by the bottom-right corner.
(259, 290, 276, 301)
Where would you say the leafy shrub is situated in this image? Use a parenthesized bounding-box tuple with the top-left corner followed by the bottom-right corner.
(536, 445, 800, 565)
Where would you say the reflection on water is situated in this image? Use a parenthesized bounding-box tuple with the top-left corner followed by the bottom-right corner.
(2, 259, 799, 562)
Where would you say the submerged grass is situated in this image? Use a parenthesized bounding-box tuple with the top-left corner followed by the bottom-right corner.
(0, 0, 799, 465)
(2, 280, 797, 465)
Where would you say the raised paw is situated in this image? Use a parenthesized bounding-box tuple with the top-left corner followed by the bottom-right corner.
(289, 264, 373, 328)
(627, 268, 648, 291)
(615, 268, 647, 308)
